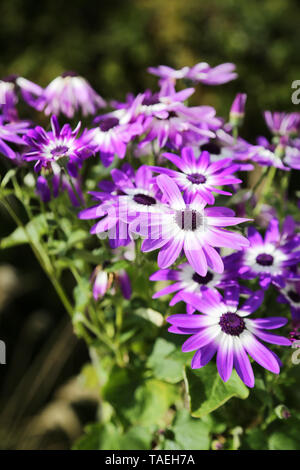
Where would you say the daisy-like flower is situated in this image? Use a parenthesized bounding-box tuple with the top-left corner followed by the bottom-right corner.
(264, 111, 300, 137)
(37, 72, 106, 118)
(139, 104, 219, 151)
(0, 75, 43, 119)
(88, 112, 143, 167)
(78, 164, 162, 248)
(283, 142, 300, 170)
(247, 137, 290, 171)
(277, 280, 300, 328)
(130, 174, 250, 276)
(112, 87, 195, 122)
(228, 218, 300, 290)
(167, 287, 291, 387)
(149, 147, 241, 204)
(148, 62, 237, 86)
(150, 257, 241, 313)
(200, 130, 254, 172)
(23, 115, 94, 176)
(187, 62, 237, 85)
(0, 116, 31, 160)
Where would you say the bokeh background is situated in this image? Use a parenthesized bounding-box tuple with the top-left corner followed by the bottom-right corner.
(0, 0, 300, 449)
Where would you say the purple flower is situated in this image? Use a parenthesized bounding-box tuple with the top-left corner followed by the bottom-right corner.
(0, 116, 31, 160)
(167, 287, 291, 387)
(228, 218, 300, 290)
(0, 75, 43, 119)
(283, 142, 300, 170)
(200, 130, 255, 172)
(187, 62, 237, 85)
(139, 104, 220, 151)
(23, 115, 94, 176)
(78, 164, 162, 248)
(264, 111, 300, 137)
(130, 175, 250, 276)
(247, 136, 290, 170)
(148, 62, 237, 86)
(36, 162, 84, 207)
(37, 72, 106, 118)
(112, 87, 195, 123)
(150, 256, 241, 313)
(277, 280, 300, 328)
(150, 147, 241, 204)
(88, 112, 143, 167)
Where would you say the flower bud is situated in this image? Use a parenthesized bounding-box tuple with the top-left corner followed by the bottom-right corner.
(229, 93, 247, 127)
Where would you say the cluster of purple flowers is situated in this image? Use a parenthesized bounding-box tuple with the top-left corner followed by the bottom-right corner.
(0, 61, 299, 388)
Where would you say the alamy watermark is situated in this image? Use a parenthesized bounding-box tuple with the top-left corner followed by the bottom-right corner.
(291, 340, 300, 365)
(0, 340, 6, 365)
(291, 81, 300, 104)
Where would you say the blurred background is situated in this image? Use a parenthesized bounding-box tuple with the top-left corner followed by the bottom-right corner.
(0, 0, 300, 449)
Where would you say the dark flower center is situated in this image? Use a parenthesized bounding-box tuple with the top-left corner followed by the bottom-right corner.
(133, 194, 157, 206)
(187, 173, 207, 184)
(51, 145, 69, 157)
(288, 290, 300, 303)
(256, 253, 274, 266)
(175, 209, 204, 231)
(201, 142, 221, 155)
(99, 117, 119, 132)
(61, 71, 78, 78)
(219, 313, 245, 336)
(192, 271, 214, 285)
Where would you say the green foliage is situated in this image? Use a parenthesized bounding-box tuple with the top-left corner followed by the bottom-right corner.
(184, 363, 249, 418)
(74, 423, 152, 450)
(0, 213, 50, 248)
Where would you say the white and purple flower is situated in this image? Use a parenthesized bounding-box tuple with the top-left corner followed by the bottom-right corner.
(277, 280, 300, 328)
(0, 74, 43, 120)
(167, 287, 291, 387)
(150, 257, 242, 313)
(79, 164, 162, 248)
(88, 112, 143, 167)
(148, 62, 237, 86)
(37, 72, 106, 118)
(130, 174, 250, 276)
(0, 116, 31, 160)
(228, 218, 300, 290)
(149, 146, 241, 204)
(23, 115, 94, 176)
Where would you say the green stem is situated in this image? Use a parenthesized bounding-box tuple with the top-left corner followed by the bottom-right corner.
(253, 166, 276, 217)
(0, 191, 74, 317)
(251, 167, 268, 194)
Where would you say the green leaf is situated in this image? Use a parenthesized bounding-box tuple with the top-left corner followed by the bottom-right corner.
(268, 431, 299, 450)
(267, 417, 300, 450)
(147, 337, 191, 383)
(0, 168, 17, 188)
(135, 308, 164, 327)
(172, 409, 210, 450)
(73, 277, 92, 313)
(244, 428, 268, 450)
(184, 363, 249, 418)
(74, 422, 152, 450)
(102, 367, 177, 427)
(0, 213, 50, 248)
(105, 260, 129, 272)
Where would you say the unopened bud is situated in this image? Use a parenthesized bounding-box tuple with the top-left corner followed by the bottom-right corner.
(229, 93, 247, 127)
